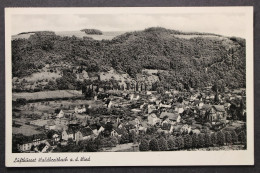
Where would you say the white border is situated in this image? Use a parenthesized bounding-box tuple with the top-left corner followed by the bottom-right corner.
(5, 7, 254, 167)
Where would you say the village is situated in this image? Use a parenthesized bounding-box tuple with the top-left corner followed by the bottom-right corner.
(12, 74, 247, 152)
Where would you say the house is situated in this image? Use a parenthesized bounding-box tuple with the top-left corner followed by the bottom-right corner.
(17, 134, 47, 152)
(148, 104, 157, 114)
(75, 127, 94, 142)
(208, 105, 227, 125)
(111, 127, 128, 137)
(180, 124, 192, 134)
(61, 128, 75, 141)
(75, 105, 86, 114)
(88, 124, 105, 136)
(175, 105, 184, 114)
(76, 70, 89, 81)
(146, 91, 152, 95)
(55, 117, 69, 126)
(130, 94, 140, 101)
(52, 134, 60, 142)
(160, 112, 181, 123)
(199, 104, 212, 118)
(147, 113, 161, 126)
(45, 120, 56, 130)
(138, 122, 148, 132)
(105, 99, 113, 109)
(37, 142, 50, 153)
(194, 100, 204, 108)
(56, 110, 64, 118)
(159, 103, 171, 108)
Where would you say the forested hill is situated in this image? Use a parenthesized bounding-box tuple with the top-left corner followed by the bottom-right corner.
(12, 27, 246, 89)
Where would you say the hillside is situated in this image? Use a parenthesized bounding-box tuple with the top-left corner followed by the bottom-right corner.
(12, 27, 246, 91)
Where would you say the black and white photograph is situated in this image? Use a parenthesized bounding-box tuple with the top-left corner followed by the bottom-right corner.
(5, 7, 254, 166)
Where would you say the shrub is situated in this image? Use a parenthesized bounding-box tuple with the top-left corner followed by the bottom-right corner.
(158, 137, 168, 151)
(225, 131, 232, 145)
(192, 133, 199, 148)
(217, 131, 225, 146)
(149, 138, 159, 151)
(198, 133, 205, 148)
(184, 135, 193, 149)
(139, 139, 150, 151)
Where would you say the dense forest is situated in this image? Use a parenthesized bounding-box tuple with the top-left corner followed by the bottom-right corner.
(12, 27, 246, 90)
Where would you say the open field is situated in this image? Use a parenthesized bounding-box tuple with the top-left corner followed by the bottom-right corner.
(13, 99, 104, 116)
(13, 125, 42, 136)
(12, 90, 83, 101)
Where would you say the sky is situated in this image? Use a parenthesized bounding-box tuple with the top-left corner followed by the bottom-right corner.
(11, 13, 247, 38)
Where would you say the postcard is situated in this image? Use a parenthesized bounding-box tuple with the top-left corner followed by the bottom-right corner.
(5, 7, 254, 167)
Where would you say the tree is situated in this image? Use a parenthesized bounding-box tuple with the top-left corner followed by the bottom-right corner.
(225, 131, 232, 145)
(192, 133, 199, 148)
(15, 98, 27, 107)
(139, 139, 150, 151)
(204, 133, 212, 147)
(239, 131, 246, 144)
(129, 130, 137, 144)
(184, 135, 193, 149)
(230, 130, 238, 144)
(217, 131, 225, 146)
(120, 132, 129, 144)
(177, 97, 183, 103)
(158, 137, 168, 151)
(167, 139, 175, 150)
(85, 140, 98, 152)
(110, 136, 119, 147)
(176, 136, 184, 149)
(198, 133, 205, 148)
(149, 138, 159, 151)
(47, 130, 56, 139)
(211, 133, 217, 146)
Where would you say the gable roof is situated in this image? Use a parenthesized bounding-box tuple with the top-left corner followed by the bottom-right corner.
(160, 112, 179, 121)
(148, 113, 158, 118)
(200, 104, 212, 110)
(213, 105, 225, 112)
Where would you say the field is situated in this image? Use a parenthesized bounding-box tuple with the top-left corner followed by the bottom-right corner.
(12, 90, 83, 101)
(13, 125, 42, 136)
(14, 99, 104, 116)
(13, 118, 42, 136)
